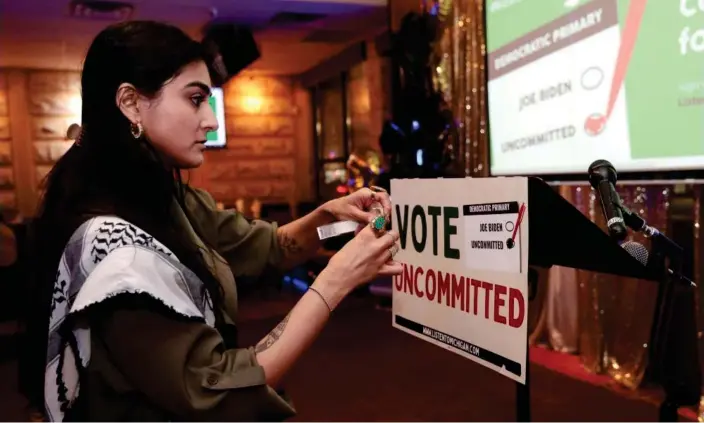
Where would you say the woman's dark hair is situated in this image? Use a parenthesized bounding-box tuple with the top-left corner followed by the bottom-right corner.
(20, 20, 226, 410)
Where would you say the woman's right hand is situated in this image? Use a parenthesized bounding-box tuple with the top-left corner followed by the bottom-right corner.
(315, 225, 403, 305)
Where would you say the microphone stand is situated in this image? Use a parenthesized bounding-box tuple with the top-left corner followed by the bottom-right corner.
(618, 205, 694, 287)
(617, 204, 698, 421)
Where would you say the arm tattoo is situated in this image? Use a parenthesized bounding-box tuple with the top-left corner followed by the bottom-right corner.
(255, 313, 291, 353)
(277, 231, 303, 257)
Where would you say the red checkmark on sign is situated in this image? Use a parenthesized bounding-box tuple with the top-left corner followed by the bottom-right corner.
(585, 0, 647, 136)
(511, 203, 527, 243)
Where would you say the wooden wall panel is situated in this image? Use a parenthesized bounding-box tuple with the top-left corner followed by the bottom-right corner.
(0, 71, 10, 215)
(226, 98, 295, 116)
(4, 70, 33, 219)
(225, 76, 294, 98)
(29, 72, 81, 92)
(0, 191, 16, 210)
(32, 116, 76, 139)
(195, 74, 314, 207)
(227, 116, 295, 137)
(209, 180, 295, 202)
(209, 138, 295, 157)
(208, 158, 296, 181)
(26, 71, 82, 198)
(0, 167, 14, 189)
(29, 91, 79, 116)
(0, 141, 11, 165)
(0, 117, 10, 140)
(34, 140, 72, 164)
(35, 165, 52, 187)
(1, 70, 317, 217)
(0, 76, 7, 116)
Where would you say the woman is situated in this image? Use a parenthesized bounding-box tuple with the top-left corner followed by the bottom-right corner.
(24, 21, 402, 421)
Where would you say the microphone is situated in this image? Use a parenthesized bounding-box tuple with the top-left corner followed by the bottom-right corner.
(621, 241, 648, 266)
(621, 241, 696, 287)
(588, 159, 628, 241)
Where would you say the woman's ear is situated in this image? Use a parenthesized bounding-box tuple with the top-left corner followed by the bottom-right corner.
(115, 83, 141, 124)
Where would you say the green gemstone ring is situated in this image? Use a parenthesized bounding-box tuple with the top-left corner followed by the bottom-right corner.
(370, 215, 386, 232)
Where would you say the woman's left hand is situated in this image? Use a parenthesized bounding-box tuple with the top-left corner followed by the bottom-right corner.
(324, 186, 392, 226)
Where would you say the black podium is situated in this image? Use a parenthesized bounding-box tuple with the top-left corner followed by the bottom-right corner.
(522, 177, 700, 421)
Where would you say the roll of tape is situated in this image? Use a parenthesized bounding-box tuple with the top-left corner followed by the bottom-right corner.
(316, 220, 359, 240)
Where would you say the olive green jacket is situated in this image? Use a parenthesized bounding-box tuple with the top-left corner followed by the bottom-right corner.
(70, 186, 296, 421)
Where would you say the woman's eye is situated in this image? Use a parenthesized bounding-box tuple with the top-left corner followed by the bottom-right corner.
(191, 95, 205, 106)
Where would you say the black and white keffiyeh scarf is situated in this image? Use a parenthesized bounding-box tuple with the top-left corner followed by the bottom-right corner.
(44, 216, 216, 422)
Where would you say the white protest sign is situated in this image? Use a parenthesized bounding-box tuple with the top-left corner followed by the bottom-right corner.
(391, 177, 529, 384)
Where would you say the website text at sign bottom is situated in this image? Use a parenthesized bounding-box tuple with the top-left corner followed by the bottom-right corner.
(395, 315, 523, 377)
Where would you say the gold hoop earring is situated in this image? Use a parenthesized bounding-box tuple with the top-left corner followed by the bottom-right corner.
(130, 122, 143, 139)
